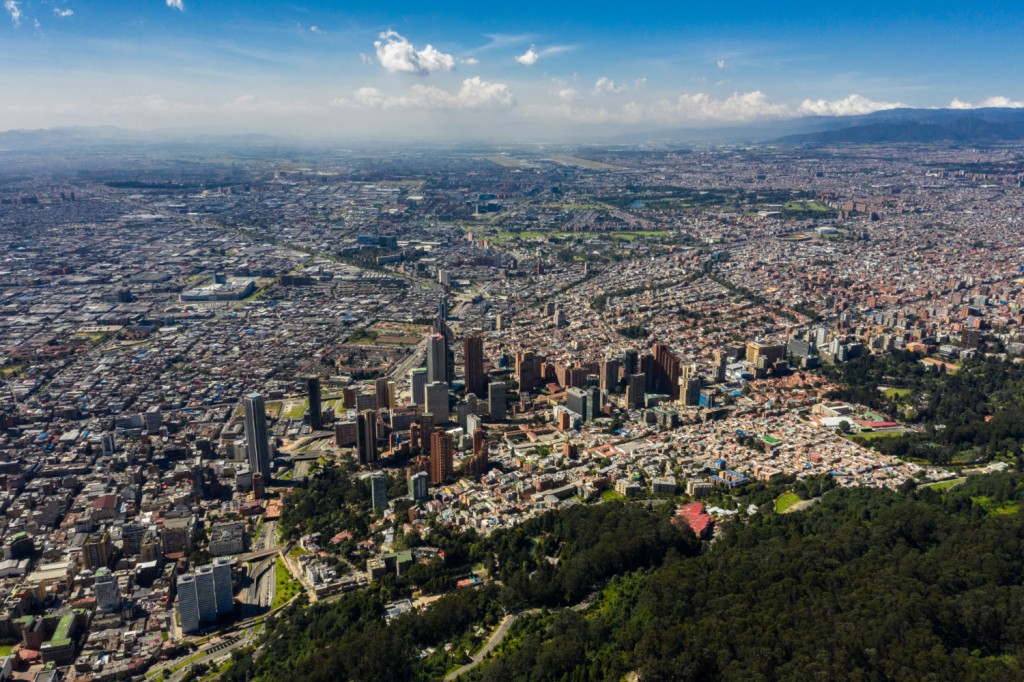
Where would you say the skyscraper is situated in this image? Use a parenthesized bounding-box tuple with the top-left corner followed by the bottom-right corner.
(194, 564, 218, 624)
(243, 393, 272, 480)
(371, 471, 387, 512)
(623, 349, 639, 377)
(515, 351, 540, 393)
(425, 381, 450, 423)
(94, 568, 121, 613)
(410, 368, 427, 406)
(426, 333, 447, 384)
(356, 410, 378, 465)
(429, 430, 454, 485)
(463, 334, 487, 398)
(652, 344, 681, 399)
(307, 376, 323, 431)
(626, 373, 646, 410)
(488, 381, 506, 420)
(375, 377, 391, 411)
(408, 470, 429, 501)
(212, 557, 234, 616)
(586, 386, 603, 421)
(566, 387, 588, 419)
(177, 573, 200, 633)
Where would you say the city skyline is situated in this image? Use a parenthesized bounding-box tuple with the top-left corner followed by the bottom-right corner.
(1, 1, 1023, 138)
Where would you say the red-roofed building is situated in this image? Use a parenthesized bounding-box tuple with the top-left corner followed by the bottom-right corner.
(673, 502, 715, 540)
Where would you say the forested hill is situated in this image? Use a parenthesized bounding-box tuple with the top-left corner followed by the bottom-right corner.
(221, 472, 1024, 682)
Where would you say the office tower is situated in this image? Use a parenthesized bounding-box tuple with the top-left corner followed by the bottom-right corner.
(194, 565, 218, 624)
(467, 412, 483, 436)
(307, 377, 323, 430)
(682, 377, 702, 406)
(463, 335, 487, 398)
(626, 373, 646, 409)
(252, 472, 266, 499)
(488, 381, 506, 420)
(122, 522, 145, 556)
(466, 392, 479, 415)
(145, 406, 162, 434)
(387, 381, 397, 412)
(600, 359, 621, 392)
(177, 573, 200, 633)
(356, 410, 378, 465)
(243, 393, 272, 480)
(515, 351, 540, 393)
(101, 432, 117, 456)
(425, 381, 450, 423)
(427, 333, 447, 384)
(410, 368, 427, 406)
(419, 413, 435, 442)
(472, 428, 486, 456)
(409, 470, 429, 501)
(746, 341, 785, 367)
(438, 294, 448, 322)
(429, 430, 454, 485)
(566, 387, 588, 419)
(712, 349, 728, 383)
(586, 386, 603, 421)
(456, 401, 470, 431)
(212, 557, 234, 616)
(375, 377, 390, 411)
(94, 568, 121, 612)
(371, 471, 388, 512)
(343, 386, 357, 409)
(623, 349, 639, 376)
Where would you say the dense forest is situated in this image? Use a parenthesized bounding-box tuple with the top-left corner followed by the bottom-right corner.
(223, 473, 1024, 681)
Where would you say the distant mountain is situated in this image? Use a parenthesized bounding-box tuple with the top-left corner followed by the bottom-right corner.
(774, 108, 1024, 145)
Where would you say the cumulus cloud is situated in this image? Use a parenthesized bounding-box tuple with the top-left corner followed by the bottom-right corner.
(593, 77, 629, 95)
(950, 96, 1024, 109)
(374, 30, 455, 76)
(339, 77, 514, 111)
(166, 0, 184, 10)
(460, 57, 479, 66)
(716, 58, 726, 69)
(556, 88, 580, 103)
(515, 45, 539, 66)
(5, 0, 21, 26)
(54, 8, 73, 18)
(798, 94, 901, 116)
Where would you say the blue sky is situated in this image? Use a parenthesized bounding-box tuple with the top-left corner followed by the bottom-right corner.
(1, 1, 1022, 138)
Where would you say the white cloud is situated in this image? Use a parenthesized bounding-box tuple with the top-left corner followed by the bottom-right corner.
(798, 94, 901, 116)
(53, 8, 73, 18)
(166, 0, 184, 10)
(716, 59, 726, 69)
(309, 25, 321, 33)
(593, 77, 629, 95)
(5, 0, 21, 26)
(374, 30, 455, 76)
(460, 57, 479, 66)
(341, 77, 514, 111)
(515, 46, 539, 66)
(556, 88, 580, 103)
(950, 96, 1024, 109)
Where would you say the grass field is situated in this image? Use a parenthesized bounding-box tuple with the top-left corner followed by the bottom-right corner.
(775, 492, 802, 514)
(272, 556, 302, 609)
(850, 430, 905, 442)
(283, 399, 308, 420)
(923, 477, 967, 491)
(548, 155, 625, 171)
(783, 200, 831, 212)
(602, 490, 625, 502)
(881, 387, 913, 399)
(611, 231, 669, 241)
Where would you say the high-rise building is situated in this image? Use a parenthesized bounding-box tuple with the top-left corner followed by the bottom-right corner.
(101, 432, 117, 456)
(177, 573, 200, 633)
(243, 393, 272, 480)
(515, 351, 540, 393)
(623, 349, 639, 376)
(566, 387, 587, 419)
(194, 565, 218, 624)
(410, 368, 427, 406)
(429, 430, 454, 485)
(682, 377, 702, 406)
(463, 335, 487, 398)
(746, 341, 786, 368)
(586, 386, 603, 421)
(356, 410, 378, 465)
(427, 333, 447, 384)
(82, 532, 112, 570)
(425, 381, 450, 423)
(408, 471, 429, 501)
(712, 349, 728, 383)
(307, 377, 323, 431)
(626, 373, 646, 410)
(375, 377, 390, 411)
(652, 344, 681, 398)
(600, 359, 621, 392)
(371, 471, 388, 512)
(145, 406, 162, 434)
(94, 568, 121, 612)
(488, 381, 506, 420)
(212, 557, 234, 616)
